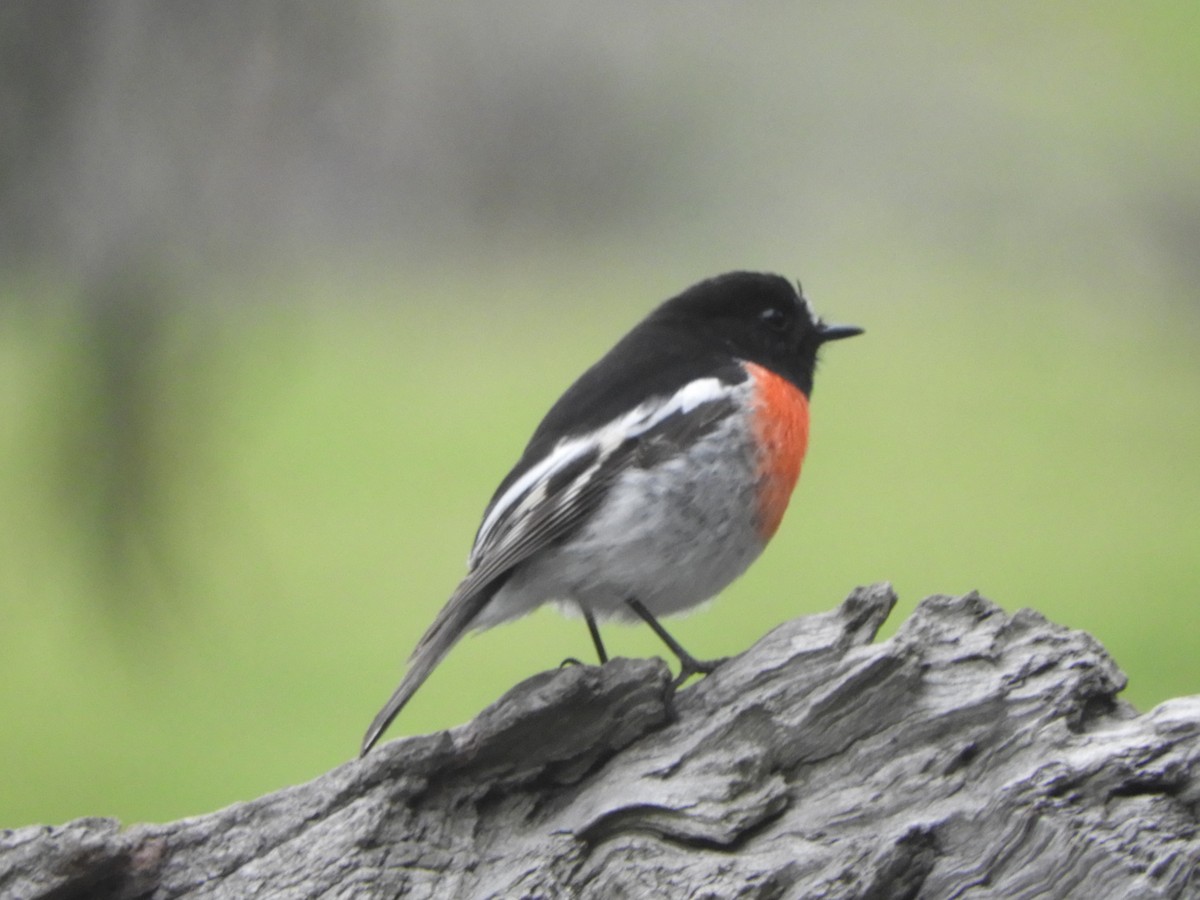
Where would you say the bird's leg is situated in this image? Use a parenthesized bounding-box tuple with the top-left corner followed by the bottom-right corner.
(560, 603, 609, 667)
(626, 598, 728, 687)
(584, 606, 609, 663)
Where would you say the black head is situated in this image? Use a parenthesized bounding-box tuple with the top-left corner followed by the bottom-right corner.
(646, 271, 862, 395)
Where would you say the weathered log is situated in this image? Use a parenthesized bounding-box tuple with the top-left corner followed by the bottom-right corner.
(4, 584, 1199, 899)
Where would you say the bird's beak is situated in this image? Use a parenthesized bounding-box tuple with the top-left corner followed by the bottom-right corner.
(818, 322, 864, 343)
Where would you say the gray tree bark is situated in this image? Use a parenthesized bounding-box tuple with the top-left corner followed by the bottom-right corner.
(4, 583, 1199, 899)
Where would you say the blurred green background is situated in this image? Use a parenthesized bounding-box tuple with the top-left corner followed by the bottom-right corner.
(2, 3, 1198, 828)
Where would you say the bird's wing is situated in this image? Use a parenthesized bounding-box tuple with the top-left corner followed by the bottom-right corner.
(468, 375, 737, 570)
(360, 375, 742, 756)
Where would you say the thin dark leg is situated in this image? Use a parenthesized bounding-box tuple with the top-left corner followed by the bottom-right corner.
(626, 598, 727, 686)
(584, 606, 609, 663)
(561, 603, 609, 667)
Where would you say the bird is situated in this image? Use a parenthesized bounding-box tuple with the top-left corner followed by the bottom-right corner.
(360, 271, 862, 755)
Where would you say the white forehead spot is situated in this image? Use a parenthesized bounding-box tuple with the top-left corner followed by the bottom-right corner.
(797, 284, 820, 326)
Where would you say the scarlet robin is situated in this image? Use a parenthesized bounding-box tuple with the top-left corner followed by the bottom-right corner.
(361, 271, 862, 755)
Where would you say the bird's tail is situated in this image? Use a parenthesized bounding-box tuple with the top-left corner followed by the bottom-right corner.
(359, 580, 494, 756)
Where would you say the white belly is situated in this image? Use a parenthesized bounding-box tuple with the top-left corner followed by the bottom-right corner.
(473, 413, 766, 629)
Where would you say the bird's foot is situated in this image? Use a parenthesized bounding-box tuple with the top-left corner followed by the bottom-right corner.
(671, 653, 730, 688)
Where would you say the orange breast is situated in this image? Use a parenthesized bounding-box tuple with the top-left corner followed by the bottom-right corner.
(745, 362, 810, 541)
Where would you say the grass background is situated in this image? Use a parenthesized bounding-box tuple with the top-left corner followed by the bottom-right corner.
(2, 248, 1197, 828)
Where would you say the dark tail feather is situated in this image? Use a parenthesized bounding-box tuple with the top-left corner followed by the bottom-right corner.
(359, 582, 493, 757)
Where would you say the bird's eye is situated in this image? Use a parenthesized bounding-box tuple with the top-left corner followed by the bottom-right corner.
(760, 307, 789, 331)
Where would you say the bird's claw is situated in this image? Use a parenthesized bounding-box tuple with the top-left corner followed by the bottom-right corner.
(670, 654, 729, 688)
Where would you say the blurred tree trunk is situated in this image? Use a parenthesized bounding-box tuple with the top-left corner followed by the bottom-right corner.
(3, 584, 1198, 898)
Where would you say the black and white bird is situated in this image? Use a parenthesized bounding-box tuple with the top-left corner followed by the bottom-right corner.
(361, 272, 861, 755)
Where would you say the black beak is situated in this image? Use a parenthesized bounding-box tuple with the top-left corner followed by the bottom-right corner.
(818, 322, 864, 343)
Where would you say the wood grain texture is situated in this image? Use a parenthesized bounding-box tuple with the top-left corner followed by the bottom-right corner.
(4, 584, 1198, 899)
